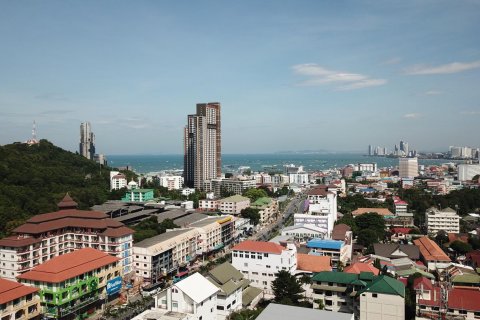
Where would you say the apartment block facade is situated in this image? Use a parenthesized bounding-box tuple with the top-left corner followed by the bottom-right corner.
(231, 240, 297, 294)
(0, 195, 133, 281)
(0, 278, 41, 320)
(425, 207, 460, 235)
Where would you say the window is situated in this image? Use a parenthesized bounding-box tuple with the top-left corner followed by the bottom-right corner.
(217, 306, 225, 310)
(262, 273, 267, 276)
(232, 300, 236, 305)
(211, 308, 213, 312)
(372, 293, 378, 298)
(252, 272, 258, 275)
(227, 304, 231, 309)
(266, 265, 271, 268)
(264, 253, 268, 257)
(263, 281, 267, 285)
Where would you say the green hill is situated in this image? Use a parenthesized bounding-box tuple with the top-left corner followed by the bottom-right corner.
(0, 139, 113, 237)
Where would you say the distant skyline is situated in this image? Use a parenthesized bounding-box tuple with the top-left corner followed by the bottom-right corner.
(1, 1, 479, 154)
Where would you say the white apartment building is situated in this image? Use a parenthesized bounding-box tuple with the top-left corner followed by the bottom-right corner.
(159, 175, 184, 190)
(399, 157, 419, 178)
(0, 194, 134, 280)
(359, 283, 405, 320)
(289, 172, 309, 185)
(231, 240, 297, 294)
(156, 272, 219, 320)
(133, 228, 201, 285)
(218, 195, 250, 214)
(458, 164, 480, 181)
(355, 163, 377, 172)
(425, 207, 460, 235)
(110, 171, 127, 190)
(182, 188, 196, 196)
(305, 185, 338, 235)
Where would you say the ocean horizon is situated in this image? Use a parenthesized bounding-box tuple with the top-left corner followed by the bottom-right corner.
(107, 153, 458, 174)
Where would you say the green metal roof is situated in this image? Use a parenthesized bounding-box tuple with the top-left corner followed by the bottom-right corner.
(242, 286, 263, 306)
(358, 275, 405, 298)
(452, 274, 480, 284)
(252, 197, 272, 207)
(312, 272, 360, 285)
(208, 262, 244, 285)
(359, 272, 375, 281)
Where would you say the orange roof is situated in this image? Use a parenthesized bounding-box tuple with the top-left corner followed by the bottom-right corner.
(14, 215, 124, 234)
(232, 240, 285, 254)
(0, 278, 38, 304)
(344, 262, 380, 275)
(414, 236, 451, 262)
(352, 208, 393, 216)
(17, 248, 119, 283)
(297, 254, 331, 272)
(0, 236, 41, 248)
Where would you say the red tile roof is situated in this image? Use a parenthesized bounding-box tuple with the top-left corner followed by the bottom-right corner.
(0, 236, 41, 248)
(332, 224, 351, 241)
(17, 248, 119, 283)
(448, 288, 480, 311)
(448, 233, 469, 244)
(391, 227, 412, 235)
(0, 278, 38, 304)
(306, 186, 333, 196)
(414, 236, 451, 262)
(101, 226, 134, 237)
(413, 277, 434, 291)
(57, 193, 78, 210)
(297, 254, 331, 273)
(232, 240, 285, 254)
(344, 262, 380, 275)
(26, 209, 108, 223)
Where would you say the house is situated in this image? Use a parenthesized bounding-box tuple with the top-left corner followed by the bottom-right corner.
(0, 278, 41, 320)
(344, 262, 379, 276)
(231, 240, 297, 294)
(414, 236, 451, 271)
(255, 303, 354, 320)
(156, 273, 219, 320)
(306, 239, 351, 265)
(17, 248, 122, 320)
(206, 262, 262, 319)
(373, 243, 420, 260)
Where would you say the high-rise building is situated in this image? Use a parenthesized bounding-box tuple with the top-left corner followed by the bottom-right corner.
(368, 145, 373, 156)
(399, 157, 419, 178)
(184, 102, 221, 189)
(79, 122, 95, 160)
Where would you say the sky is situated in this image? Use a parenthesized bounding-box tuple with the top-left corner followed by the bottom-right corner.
(0, 0, 479, 154)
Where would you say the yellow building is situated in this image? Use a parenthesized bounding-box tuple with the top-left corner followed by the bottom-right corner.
(0, 278, 41, 320)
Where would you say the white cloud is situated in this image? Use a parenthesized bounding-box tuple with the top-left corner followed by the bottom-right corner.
(424, 90, 443, 95)
(292, 63, 386, 90)
(460, 110, 480, 115)
(403, 113, 421, 119)
(404, 60, 480, 75)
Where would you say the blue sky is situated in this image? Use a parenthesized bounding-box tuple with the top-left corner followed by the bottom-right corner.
(0, 0, 479, 154)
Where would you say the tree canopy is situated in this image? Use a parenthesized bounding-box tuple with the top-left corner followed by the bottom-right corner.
(271, 270, 304, 305)
(0, 140, 119, 237)
(240, 207, 261, 226)
(243, 188, 268, 202)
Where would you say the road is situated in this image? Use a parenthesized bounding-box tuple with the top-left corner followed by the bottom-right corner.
(252, 193, 306, 241)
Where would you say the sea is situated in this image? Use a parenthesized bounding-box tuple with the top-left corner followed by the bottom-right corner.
(107, 154, 457, 174)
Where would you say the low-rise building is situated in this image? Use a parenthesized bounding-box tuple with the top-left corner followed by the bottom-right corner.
(0, 278, 41, 320)
(218, 195, 250, 215)
(311, 272, 404, 320)
(231, 240, 297, 294)
(281, 224, 328, 242)
(122, 189, 155, 202)
(18, 248, 122, 320)
(199, 199, 219, 212)
(373, 243, 420, 261)
(206, 262, 262, 319)
(306, 239, 350, 265)
(251, 197, 278, 225)
(133, 228, 201, 286)
(188, 216, 235, 255)
(414, 236, 451, 271)
(425, 207, 460, 235)
(156, 272, 219, 320)
(159, 176, 184, 190)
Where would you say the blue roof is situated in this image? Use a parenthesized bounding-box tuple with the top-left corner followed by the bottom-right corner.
(307, 239, 344, 250)
(359, 188, 375, 192)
